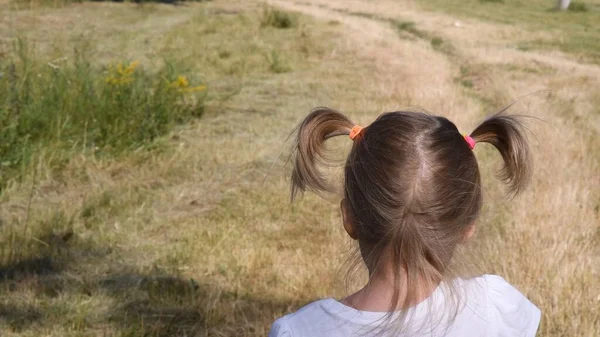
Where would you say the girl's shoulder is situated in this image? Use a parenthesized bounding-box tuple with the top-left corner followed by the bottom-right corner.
(465, 274, 539, 315)
(268, 298, 394, 337)
(456, 274, 541, 337)
(268, 275, 541, 337)
(268, 299, 343, 337)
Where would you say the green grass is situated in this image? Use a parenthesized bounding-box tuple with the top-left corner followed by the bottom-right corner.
(430, 36, 444, 48)
(392, 20, 429, 39)
(0, 39, 206, 187)
(418, 0, 600, 64)
(0, 2, 313, 190)
(261, 5, 298, 29)
(517, 37, 600, 64)
(265, 50, 292, 73)
(0, 3, 336, 336)
(569, 2, 589, 11)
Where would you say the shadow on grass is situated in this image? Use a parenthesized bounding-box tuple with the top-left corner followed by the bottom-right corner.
(0, 229, 296, 336)
(0, 228, 76, 331)
(0, 304, 42, 331)
(101, 272, 297, 337)
(99, 273, 206, 336)
(0, 229, 79, 281)
(0, 256, 58, 280)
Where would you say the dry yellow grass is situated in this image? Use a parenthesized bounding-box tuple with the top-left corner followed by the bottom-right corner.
(0, 0, 598, 336)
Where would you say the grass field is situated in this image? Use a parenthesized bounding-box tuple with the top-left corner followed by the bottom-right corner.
(0, 0, 599, 336)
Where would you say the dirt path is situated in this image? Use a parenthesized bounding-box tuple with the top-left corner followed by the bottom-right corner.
(272, 0, 483, 127)
(274, 0, 600, 125)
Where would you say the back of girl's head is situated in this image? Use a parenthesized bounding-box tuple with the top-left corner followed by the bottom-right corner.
(291, 107, 532, 313)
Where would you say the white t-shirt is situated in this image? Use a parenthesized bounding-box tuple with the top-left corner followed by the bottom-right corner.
(268, 275, 540, 337)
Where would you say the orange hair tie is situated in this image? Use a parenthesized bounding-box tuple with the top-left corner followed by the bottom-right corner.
(349, 125, 364, 141)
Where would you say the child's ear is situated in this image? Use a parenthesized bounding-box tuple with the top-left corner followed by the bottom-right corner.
(341, 199, 358, 240)
(463, 223, 476, 243)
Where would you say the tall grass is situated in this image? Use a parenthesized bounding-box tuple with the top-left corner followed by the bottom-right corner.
(0, 39, 206, 187)
(261, 5, 297, 28)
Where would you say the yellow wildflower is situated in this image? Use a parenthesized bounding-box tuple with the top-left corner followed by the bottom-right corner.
(169, 75, 190, 89)
(167, 75, 206, 93)
(126, 61, 140, 73)
(106, 61, 139, 87)
(116, 61, 139, 76)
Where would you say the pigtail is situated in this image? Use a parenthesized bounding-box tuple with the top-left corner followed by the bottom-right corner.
(470, 112, 533, 195)
(291, 107, 355, 200)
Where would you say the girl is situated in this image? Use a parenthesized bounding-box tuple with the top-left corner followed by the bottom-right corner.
(269, 108, 541, 337)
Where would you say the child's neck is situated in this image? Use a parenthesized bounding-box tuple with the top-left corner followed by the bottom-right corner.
(341, 269, 437, 312)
